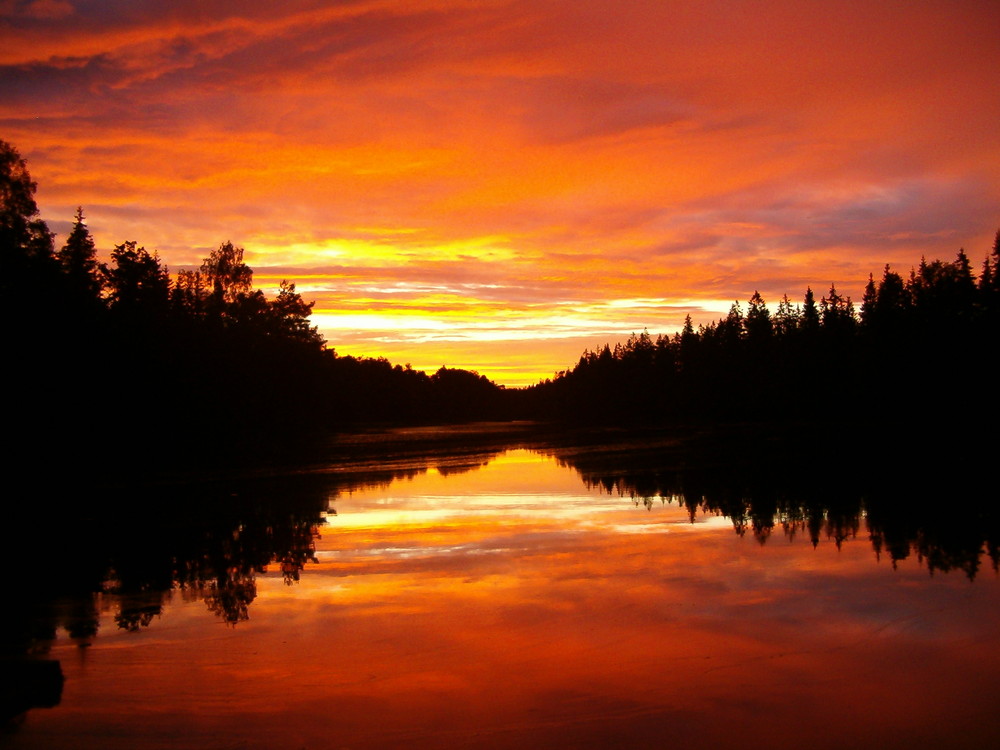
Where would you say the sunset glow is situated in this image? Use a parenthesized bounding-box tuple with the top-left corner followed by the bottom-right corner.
(3, 0, 998, 384)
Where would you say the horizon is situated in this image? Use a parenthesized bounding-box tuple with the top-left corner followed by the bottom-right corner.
(3, 1, 999, 387)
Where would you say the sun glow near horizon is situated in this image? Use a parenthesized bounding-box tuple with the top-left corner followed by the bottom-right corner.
(252, 254, 740, 385)
(307, 288, 734, 386)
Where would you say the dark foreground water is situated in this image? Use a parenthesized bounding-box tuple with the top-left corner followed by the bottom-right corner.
(4, 429, 999, 749)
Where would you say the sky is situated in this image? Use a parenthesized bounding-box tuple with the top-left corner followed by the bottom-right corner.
(2, 0, 999, 385)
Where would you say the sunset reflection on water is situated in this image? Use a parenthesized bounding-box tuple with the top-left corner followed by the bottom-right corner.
(14, 449, 1000, 750)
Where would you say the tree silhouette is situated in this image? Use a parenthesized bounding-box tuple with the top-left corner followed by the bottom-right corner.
(820, 283, 855, 334)
(58, 208, 101, 302)
(101, 240, 171, 317)
(801, 287, 820, 331)
(0, 139, 57, 303)
(773, 294, 799, 336)
(860, 274, 877, 325)
(871, 265, 909, 326)
(745, 291, 773, 341)
(202, 240, 253, 307)
(5, 136, 998, 480)
(268, 280, 322, 345)
(171, 268, 207, 319)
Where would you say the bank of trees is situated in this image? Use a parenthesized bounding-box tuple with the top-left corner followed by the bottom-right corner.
(524, 238, 999, 430)
(1, 139, 506, 481)
(4, 136, 995, 479)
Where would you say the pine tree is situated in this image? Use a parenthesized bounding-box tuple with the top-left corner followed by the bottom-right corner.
(101, 241, 171, 317)
(875, 265, 908, 324)
(953, 248, 977, 314)
(58, 207, 102, 304)
(681, 314, 695, 339)
(774, 294, 799, 336)
(801, 287, 820, 331)
(979, 256, 995, 314)
(718, 300, 744, 345)
(860, 273, 877, 326)
(992, 230, 1000, 293)
(821, 284, 856, 334)
(746, 291, 773, 340)
(976, 230, 1000, 317)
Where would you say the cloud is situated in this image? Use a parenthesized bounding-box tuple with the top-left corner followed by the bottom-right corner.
(1, 0, 73, 20)
(3, 0, 999, 383)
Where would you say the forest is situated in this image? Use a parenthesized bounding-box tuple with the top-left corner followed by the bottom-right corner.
(1, 139, 506, 482)
(2, 137, 997, 482)
(522, 239, 999, 430)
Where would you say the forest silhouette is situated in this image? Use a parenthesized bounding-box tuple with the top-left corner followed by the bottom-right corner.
(1, 139, 510, 482)
(2, 136, 997, 482)
(522, 243, 999, 431)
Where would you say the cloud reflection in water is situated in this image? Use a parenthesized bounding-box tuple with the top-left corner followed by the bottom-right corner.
(19, 446, 1000, 750)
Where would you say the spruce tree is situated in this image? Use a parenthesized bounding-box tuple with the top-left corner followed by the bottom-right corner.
(801, 287, 819, 331)
(746, 291, 773, 340)
(860, 274, 877, 326)
(58, 207, 102, 305)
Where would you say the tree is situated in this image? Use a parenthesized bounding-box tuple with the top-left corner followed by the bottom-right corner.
(860, 274, 877, 326)
(58, 207, 102, 305)
(979, 256, 993, 301)
(874, 265, 908, 324)
(681, 314, 695, 338)
(774, 294, 799, 336)
(953, 248, 977, 313)
(820, 284, 855, 331)
(801, 287, 820, 331)
(908, 254, 977, 322)
(269, 280, 322, 345)
(983, 229, 1000, 315)
(171, 269, 207, 319)
(101, 241, 171, 316)
(201, 241, 253, 307)
(746, 291, 773, 341)
(0, 139, 57, 299)
(716, 300, 744, 345)
(991, 230, 1000, 296)
(0, 139, 41, 253)
(623, 329, 655, 365)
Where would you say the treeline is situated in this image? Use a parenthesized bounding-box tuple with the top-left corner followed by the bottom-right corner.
(4, 135, 996, 478)
(1, 139, 507, 481)
(523, 239, 999, 429)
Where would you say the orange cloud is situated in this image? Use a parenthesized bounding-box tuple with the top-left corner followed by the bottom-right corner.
(3, 1, 998, 383)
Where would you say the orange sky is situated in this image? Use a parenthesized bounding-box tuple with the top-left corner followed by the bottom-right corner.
(3, 0, 999, 385)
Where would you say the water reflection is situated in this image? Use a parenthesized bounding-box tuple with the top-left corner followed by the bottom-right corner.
(547, 429, 1000, 579)
(4, 431, 1000, 748)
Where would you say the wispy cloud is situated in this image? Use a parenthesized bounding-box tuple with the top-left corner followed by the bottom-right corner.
(3, 0, 998, 383)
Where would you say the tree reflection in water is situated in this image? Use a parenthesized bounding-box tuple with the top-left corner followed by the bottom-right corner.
(2, 428, 995, 730)
(549, 427, 998, 580)
(2, 459, 457, 673)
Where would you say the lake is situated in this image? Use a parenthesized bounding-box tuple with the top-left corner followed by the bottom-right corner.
(4, 428, 1000, 749)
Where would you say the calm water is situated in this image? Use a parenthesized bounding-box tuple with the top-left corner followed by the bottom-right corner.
(5, 438, 1000, 749)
